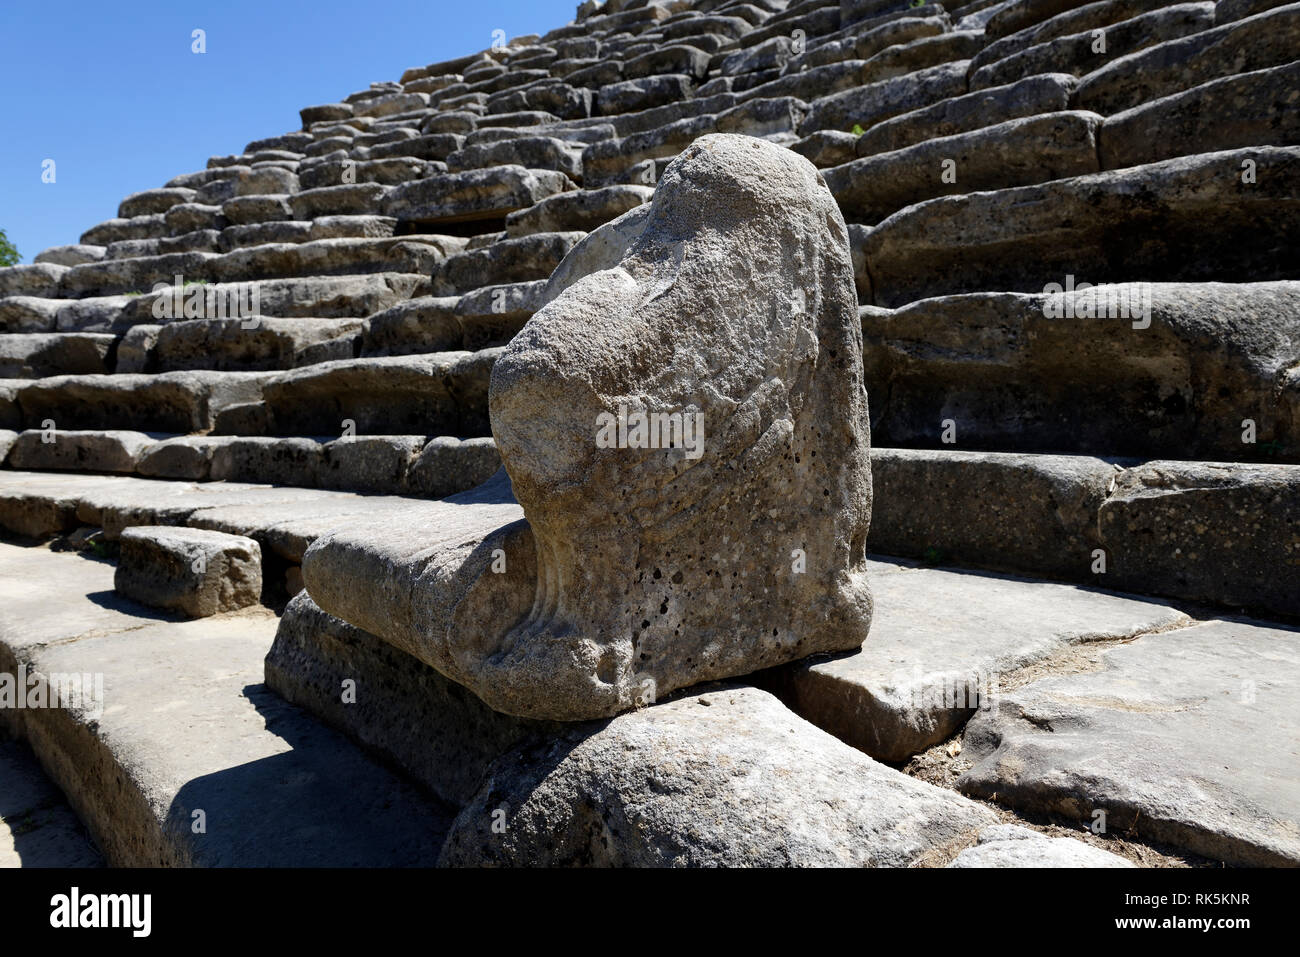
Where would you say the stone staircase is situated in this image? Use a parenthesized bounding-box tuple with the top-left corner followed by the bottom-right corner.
(1, 0, 1297, 867)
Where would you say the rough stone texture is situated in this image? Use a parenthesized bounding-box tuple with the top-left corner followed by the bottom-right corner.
(439, 685, 997, 866)
(115, 525, 263, 617)
(798, 61, 970, 135)
(0, 543, 452, 866)
(1074, 2, 1300, 114)
(433, 134, 874, 720)
(863, 148, 1300, 307)
(958, 618, 1300, 866)
(505, 184, 653, 236)
(827, 111, 1102, 223)
(381, 165, 574, 225)
(1099, 61, 1300, 169)
(6, 430, 154, 474)
(0, 333, 117, 378)
(1099, 461, 1300, 619)
(949, 825, 1135, 867)
(868, 448, 1119, 578)
(860, 283, 1300, 461)
(772, 562, 1189, 761)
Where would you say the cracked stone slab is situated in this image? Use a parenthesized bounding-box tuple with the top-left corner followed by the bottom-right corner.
(957, 617, 1300, 866)
(772, 563, 1190, 761)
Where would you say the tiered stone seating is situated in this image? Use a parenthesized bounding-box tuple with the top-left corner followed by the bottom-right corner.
(2, 0, 1298, 867)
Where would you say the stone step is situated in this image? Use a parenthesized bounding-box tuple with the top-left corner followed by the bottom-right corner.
(58, 236, 463, 297)
(957, 615, 1300, 865)
(217, 214, 398, 252)
(766, 558, 1191, 760)
(0, 542, 453, 866)
(862, 146, 1300, 307)
(142, 317, 366, 372)
(430, 231, 585, 295)
(2, 370, 268, 434)
(251, 350, 500, 437)
(1074, 1, 1300, 114)
(853, 72, 1078, 157)
(826, 109, 1102, 223)
(969, 0, 1186, 76)
(32, 244, 106, 268)
(112, 273, 428, 329)
(0, 333, 118, 378)
(363, 280, 545, 355)
(861, 281, 1300, 462)
(797, 59, 971, 134)
(969, 1, 1216, 91)
(504, 184, 653, 236)
(1098, 61, 1300, 168)
(381, 165, 574, 229)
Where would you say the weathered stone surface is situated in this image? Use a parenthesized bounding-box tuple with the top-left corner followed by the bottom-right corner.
(860, 283, 1300, 460)
(1099, 461, 1300, 619)
(969, 2, 1216, 91)
(958, 618, 1300, 866)
(0, 543, 451, 866)
(505, 184, 653, 237)
(119, 187, 197, 218)
(259, 351, 496, 437)
(431, 231, 585, 295)
(6, 430, 154, 474)
(1074, 3, 1300, 114)
(949, 825, 1135, 867)
(798, 61, 969, 135)
(0, 333, 116, 378)
(289, 183, 390, 220)
(863, 148, 1300, 307)
(33, 244, 106, 268)
(446, 136, 584, 181)
(828, 111, 1101, 222)
(420, 134, 872, 720)
(1099, 61, 1300, 169)
(440, 684, 996, 866)
(597, 75, 694, 115)
(115, 525, 262, 617)
(0, 264, 69, 299)
(406, 436, 502, 497)
(0, 297, 62, 334)
(382, 165, 573, 225)
(12, 370, 267, 433)
(774, 562, 1188, 761)
(208, 436, 325, 486)
(152, 317, 365, 372)
(868, 448, 1119, 577)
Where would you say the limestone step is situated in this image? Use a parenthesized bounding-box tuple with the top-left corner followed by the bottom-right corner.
(765, 558, 1191, 761)
(217, 214, 398, 252)
(826, 109, 1102, 223)
(0, 542, 453, 866)
(797, 60, 971, 134)
(142, 317, 366, 372)
(363, 281, 545, 355)
(1073, 1, 1300, 114)
(57, 236, 463, 297)
(380, 165, 575, 228)
(430, 231, 586, 295)
(1098, 61, 1300, 169)
(853, 72, 1077, 157)
(0, 333, 118, 378)
(2, 370, 268, 434)
(968, 1, 1216, 91)
(968, 0, 1187, 76)
(957, 616, 1300, 865)
(249, 350, 500, 437)
(862, 146, 1300, 307)
(861, 282, 1300, 462)
(112, 273, 430, 330)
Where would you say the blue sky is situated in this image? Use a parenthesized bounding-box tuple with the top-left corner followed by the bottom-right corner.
(0, 0, 577, 262)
